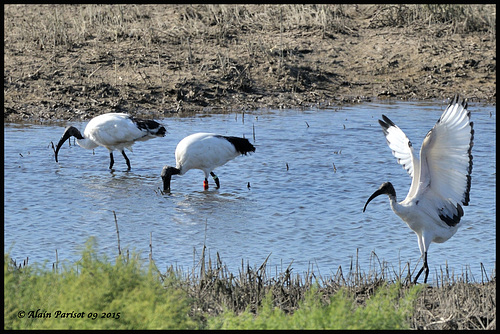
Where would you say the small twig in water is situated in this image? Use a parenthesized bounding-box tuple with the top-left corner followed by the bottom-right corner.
(54, 249, 59, 273)
(149, 232, 153, 263)
(113, 211, 121, 256)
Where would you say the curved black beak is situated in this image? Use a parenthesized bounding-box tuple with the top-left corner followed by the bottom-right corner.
(363, 182, 395, 212)
(55, 126, 82, 163)
(363, 189, 385, 212)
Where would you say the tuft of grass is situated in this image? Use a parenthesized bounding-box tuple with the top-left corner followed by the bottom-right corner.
(366, 4, 496, 36)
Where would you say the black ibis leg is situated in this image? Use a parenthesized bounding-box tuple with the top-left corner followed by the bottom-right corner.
(122, 150, 131, 170)
(414, 252, 429, 284)
(210, 172, 220, 189)
(109, 152, 115, 169)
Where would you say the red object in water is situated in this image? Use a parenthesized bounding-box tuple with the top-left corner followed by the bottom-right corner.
(203, 180, 209, 190)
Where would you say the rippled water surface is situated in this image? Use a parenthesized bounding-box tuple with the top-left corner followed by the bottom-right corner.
(4, 101, 496, 283)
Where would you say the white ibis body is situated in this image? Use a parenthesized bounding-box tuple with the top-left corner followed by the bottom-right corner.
(363, 95, 474, 284)
(54, 113, 166, 170)
(161, 132, 255, 192)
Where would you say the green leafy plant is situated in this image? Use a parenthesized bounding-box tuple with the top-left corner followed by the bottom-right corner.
(4, 238, 198, 330)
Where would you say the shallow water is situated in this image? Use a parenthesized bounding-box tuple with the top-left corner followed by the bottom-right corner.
(4, 100, 496, 283)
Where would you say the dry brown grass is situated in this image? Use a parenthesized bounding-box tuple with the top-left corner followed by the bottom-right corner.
(148, 245, 496, 330)
(5, 5, 495, 49)
(4, 5, 496, 122)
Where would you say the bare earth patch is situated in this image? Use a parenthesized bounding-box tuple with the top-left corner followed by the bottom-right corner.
(4, 5, 496, 122)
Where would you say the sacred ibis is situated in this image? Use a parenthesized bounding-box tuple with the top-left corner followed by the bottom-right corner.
(54, 113, 166, 170)
(363, 94, 474, 284)
(161, 132, 255, 192)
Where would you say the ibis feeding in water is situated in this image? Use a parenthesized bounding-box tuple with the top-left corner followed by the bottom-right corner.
(54, 113, 166, 170)
(363, 95, 474, 284)
(161, 132, 255, 192)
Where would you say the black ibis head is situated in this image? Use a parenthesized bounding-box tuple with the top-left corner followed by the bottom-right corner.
(363, 182, 396, 212)
(161, 165, 181, 192)
(54, 126, 84, 163)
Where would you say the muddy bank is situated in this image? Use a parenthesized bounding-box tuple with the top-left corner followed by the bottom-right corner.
(4, 5, 496, 122)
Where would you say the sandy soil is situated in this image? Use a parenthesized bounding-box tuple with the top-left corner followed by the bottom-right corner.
(4, 5, 496, 123)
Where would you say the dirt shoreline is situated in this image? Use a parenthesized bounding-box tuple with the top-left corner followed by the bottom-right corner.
(4, 5, 496, 123)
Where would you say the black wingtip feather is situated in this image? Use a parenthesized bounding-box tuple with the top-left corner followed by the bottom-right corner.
(449, 94, 467, 110)
(218, 135, 256, 155)
(129, 116, 166, 137)
(379, 114, 397, 135)
(462, 119, 474, 206)
(382, 114, 394, 124)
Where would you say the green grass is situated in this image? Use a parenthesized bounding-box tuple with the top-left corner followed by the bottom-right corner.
(5, 237, 425, 330)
